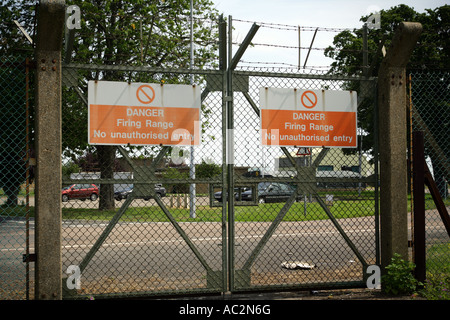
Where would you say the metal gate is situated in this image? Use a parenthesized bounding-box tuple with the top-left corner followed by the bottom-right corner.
(59, 20, 379, 299)
(226, 69, 379, 292)
(61, 65, 228, 298)
(60, 69, 379, 299)
(230, 73, 378, 290)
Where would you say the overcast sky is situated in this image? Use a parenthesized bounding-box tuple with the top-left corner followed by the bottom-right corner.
(211, 0, 447, 69)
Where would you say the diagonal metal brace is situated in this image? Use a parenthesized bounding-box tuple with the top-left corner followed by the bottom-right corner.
(78, 196, 134, 274)
(242, 187, 301, 270)
(315, 195, 368, 267)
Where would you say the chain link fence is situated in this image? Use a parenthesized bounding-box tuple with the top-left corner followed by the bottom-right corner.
(1, 3, 447, 300)
(59, 59, 380, 298)
(1, 12, 381, 299)
(0, 56, 34, 300)
(61, 64, 227, 298)
(229, 69, 379, 291)
(410, 70, 450, 283)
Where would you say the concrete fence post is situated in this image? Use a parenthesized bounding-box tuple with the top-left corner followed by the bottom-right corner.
(34, 0, 66, 300)
(377, 22, 422, 272)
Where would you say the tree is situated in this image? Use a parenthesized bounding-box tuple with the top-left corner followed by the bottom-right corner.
(1, 0, 219, 209)
(196, 159, 221, 179)
(325, 5, 450, 76)
(0, 58, 28, 206)
(63, 0, 219, 209)
(0, 1, 36, 206)
(0, 0, 36, 56)
(162, 167, 189, 194)
(324, 5, 449, 196)
(324, 5, 424, 157)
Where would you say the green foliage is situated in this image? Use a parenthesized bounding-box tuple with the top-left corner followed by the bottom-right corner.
(0, 0, 36, 56)
(161, 167, 189, 194)
(419, 242, 450, 300)
(421, 273, 450, 300)
(195, 160, 221, 179)
(62, 161, 81, 179)
(324, 4, 450, 162)
(325, 4, 450, 75)
(62, 0, 220, 159)
(0, 56, 28, 206)
(410, 71, 449, 198)
(382, 253, 421, 295)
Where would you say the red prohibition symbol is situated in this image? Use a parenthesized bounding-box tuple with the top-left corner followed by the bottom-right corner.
(136, 85, 155, 104)
(301, 90, 317, 109)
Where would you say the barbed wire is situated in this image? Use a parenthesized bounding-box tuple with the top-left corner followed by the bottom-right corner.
(232, 18, 353, 33)
(228, 17, 369, 70)
(234, 41, 369, 54)
(8, 8, 444, 70)
(237, 60, 333, 71)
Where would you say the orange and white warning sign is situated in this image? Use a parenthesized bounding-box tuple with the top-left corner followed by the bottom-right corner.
(260, 88, 357, 148)
(88, 81, 201, 146)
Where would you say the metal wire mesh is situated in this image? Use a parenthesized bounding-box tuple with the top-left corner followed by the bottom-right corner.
(61, 64, 226, 297)
(230, 69, 378, 290)
(2, 2, 448, 300)
(0, 56, 34, 300)
(410, 70, 450, 279)
(59, 59, 380, 298)
(2, 10, 382, 298)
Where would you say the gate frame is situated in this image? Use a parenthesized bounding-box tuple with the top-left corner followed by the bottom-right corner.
(226, 67, 380, 293)
(59, 16, 382, 299)
(61, 64, 229, 299)
(60, 67, 380, 299)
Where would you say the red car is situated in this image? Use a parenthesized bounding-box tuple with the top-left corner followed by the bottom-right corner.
(62, 184, 99, 202)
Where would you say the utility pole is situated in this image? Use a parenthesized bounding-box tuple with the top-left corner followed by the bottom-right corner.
(189, 0, 196, 218)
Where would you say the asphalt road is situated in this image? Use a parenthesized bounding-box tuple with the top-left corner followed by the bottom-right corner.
(1, 205, 448, 298)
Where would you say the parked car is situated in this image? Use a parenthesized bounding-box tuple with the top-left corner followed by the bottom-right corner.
(214, 182, 297, 204)
(244, 182, 297, 204)
(62, 184, 99, 202)
(114, 184, 166, 201)
(214, 187, 249, 202)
